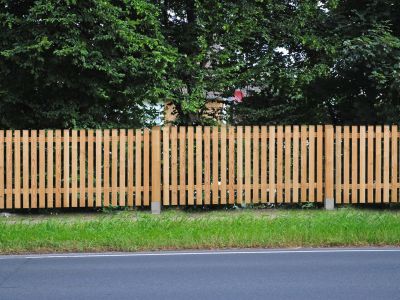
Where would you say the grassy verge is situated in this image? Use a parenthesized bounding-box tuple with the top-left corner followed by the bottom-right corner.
(1, 209, 400, 254)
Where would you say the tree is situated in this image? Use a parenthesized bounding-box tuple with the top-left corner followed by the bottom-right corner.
(0, 0, 176, 129)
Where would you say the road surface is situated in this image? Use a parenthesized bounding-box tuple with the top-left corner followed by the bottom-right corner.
(1, 249, 400, 300)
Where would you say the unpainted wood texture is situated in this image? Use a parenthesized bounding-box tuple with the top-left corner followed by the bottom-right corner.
(71, 130, 78, 208)
(284, 126, 291, 203)
(343, 127, 350, 203)
(300, 126, 307, 202)
(103, 130, 110, 207)
(38, 130, 45, 208)
(325, 126, 334, 201)
(236, 126, 243, 204)
(383, 126, 390, 203)
(187, 127, 194, 205)
(335, 127, 342, 204)
(375, 126, 382, 203)
(308, 126, 315, 202)
(317, 126, 323, 202)
(359, 127, 366, 203)
(111, 129, 118, 206)
(171, 127, 178, 205)
(292, 126, 299, 203)
(228, 127, 235, 204)
(79, 130, 86, 207)
(220, 126, 227, 204)
(22, 131, 29, 208)
(244, 126, 251, 204)
(0, 131, 3, 209)
(135, 129, 142, 206)
(196, 126, 203, 205)
(31, 131, 38, 208)
(143, 129, 150, 206)
(367, 126, 374, 203)
(212, 127, 219, 204)
(119, 130, 126, 206)
(179, 127, 187, 205)
(87, 130, 94, 207)
(204, 127, 211, 205)
(351, 126, 358, 203)
(269, 126, 276, 203)
(151, 127, 161, 204)
(276, 126, 283, 202)
(63, 130, 70, 207)
(14, 131, 21, 209)
(96, 130, 103, 207)
(162, 127, 170, 206)
(391, 126, 398, 203)
(47, 130, 54, 208)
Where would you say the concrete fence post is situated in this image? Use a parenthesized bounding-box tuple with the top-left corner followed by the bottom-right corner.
(324, 125, 335, 210)
(151, 127, 161, 214)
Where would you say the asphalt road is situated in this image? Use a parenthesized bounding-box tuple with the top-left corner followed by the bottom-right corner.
(1, 249, 400, 300)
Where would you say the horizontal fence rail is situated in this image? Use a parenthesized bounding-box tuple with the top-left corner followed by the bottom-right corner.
(0, 126, 398, 209)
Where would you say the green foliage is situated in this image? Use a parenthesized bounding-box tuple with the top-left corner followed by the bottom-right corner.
(0, 0, 176, 129)
(1, 0, 400, 127)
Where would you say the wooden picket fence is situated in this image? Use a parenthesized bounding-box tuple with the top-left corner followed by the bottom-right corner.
(0, 125, 399, 210)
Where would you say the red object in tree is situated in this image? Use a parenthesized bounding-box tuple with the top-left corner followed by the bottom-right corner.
(234, 89, 244, 103)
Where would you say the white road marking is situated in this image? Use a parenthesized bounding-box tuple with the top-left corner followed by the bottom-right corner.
(1, 248, 400, 260)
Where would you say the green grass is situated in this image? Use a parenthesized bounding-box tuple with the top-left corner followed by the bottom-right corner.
(1, 209, 400, 254)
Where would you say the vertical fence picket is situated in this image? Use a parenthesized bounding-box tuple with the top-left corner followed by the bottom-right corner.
(63, 130, 70, 208)
(359, 127, 366, 203)
(6, 131, 12, 209)
(14, 131, 21, 209)
(308, 126, 315, 202)
(187, 127, 194, 205)
(22, 131, 29, 208)
(0, 131, 4, 209)
(171, 127, 178, 205)
(276, 126, 283, 203)
(55, 130, 61, 208)
(343, 127, 350, 204)
(196, 126, 203, 205)
(284, 126, 291, 203)
(300, 126, 307, 202)
(317, 126, 323, 202)
(119, 129, 126, 207)
(367, 126, 374, 203)
(96, 130, 103, 207)
(269, 126, 276, 203)
(39, 130, 46, 208)
(220, 126, 227, 205)
(383, 126, 390, 203)
(135, 129, 142, 206)
(375, 126, 382, 203)
(47, 130, 54, 208)
(252, 126, 259, 204)
(260, 126, 267, 202)
(71, 130, 78, 208)
(212, 127, 219, 204)
(236, 126, 243, 204)
(179, 127, 187, 205)
(79, 130, 86, 207)
(143, 129, 150, 206)
(111, 129, 118, 207)
(31, 130, 38, 209)
(103, 130, 110, 207)
(162, 127, 170, 206)
(335, 127, 342, 204)
(244, 126, 251, 204)
(228, 126, 235, 205)
(204, 127, 211, 205)
(391, 126, 398, 203)
(292, 126, 299, 203)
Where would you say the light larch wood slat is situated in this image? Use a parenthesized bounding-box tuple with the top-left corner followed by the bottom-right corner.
(111, 129, 118, 206)
(292, 126, 299, 203)
(55, 130, 61, 208)
(325, 126, 334, 202)
(300, 126, 307, 202)
(260, 126, 267, 202)
(228, 127, 235, 204)
(343, 127, 350, 203)
(103, 130, 110, 207)
(391, 126, 398, 203)
(284, 126, 291, 203)
(96, 130, 103, 207)
(162, 127, 170, 206)
(187, 126, 194, 205)
(87, 130, 94, 207)
(276, 126, 283, 203)
(335, 127, 342, 204)
(317, 126, 323, 202)
(359, 127, 366, 203)
(0, 131, 3, 209)
(171, 127, 178, 205)
(22, 131, 29, 208)
(308, 126, 315, 202)
(244, 126, 252, 204)
(196, 126, 203, 205)
(367, 126, 374, 203)
(63, 130, 70, 207)
(14, 131, 21, 209)
(204, 127, 211, 205)
(5, 131, 12, 209)
(127, 129, 134, 206)
(31, 130, 38, 208)
(47, 130, 54, 208)
(179, 127, 187, 205)
(79, 130, 86, 207)
(252, 126, 260, 203)
(135, 129, 142, 206)
(351, 126, 358, 203)
(38, 130, 45, 208)
(236, 126, 243, 204)
(375, 126, 382, 203)
(268, 126, 276, 203)
(187, 127, 195, 205)
(220, 126, 227, 204)
(212, 127, 219, 204)
(143, 129, 150, 206)
(383, 126, 390, 202)
(151, 127, 161, 205)
(119, 130, 126, 206)
(71, 130, 78, 207)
